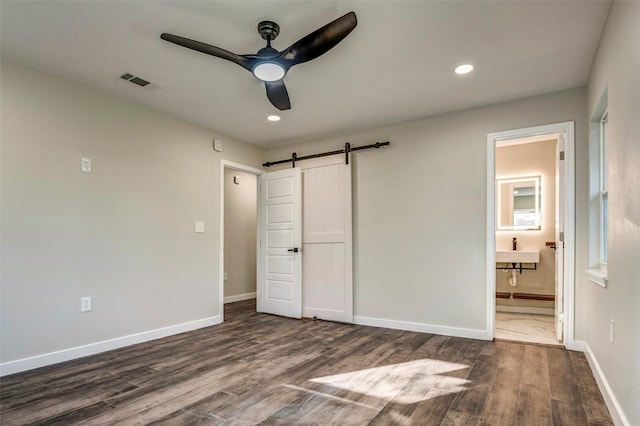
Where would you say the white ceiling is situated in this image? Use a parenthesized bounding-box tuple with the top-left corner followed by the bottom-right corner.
(0, 1, 610, 147)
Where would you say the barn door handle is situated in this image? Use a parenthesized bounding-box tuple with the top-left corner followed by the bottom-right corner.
(287, 248, 299, 253)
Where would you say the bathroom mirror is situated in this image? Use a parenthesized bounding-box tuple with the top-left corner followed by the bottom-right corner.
(496, 175, 541, 231)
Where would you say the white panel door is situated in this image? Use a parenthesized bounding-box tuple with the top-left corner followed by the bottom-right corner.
(258, 168, 302, 318)
(555, 135, 565, 342)
(301, 156, 352, 323)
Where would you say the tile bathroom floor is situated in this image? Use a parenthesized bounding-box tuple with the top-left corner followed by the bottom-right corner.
(495, 311, 562, 346)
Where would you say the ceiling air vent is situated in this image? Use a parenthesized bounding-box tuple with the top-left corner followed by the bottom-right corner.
(118, 72, 158, 90)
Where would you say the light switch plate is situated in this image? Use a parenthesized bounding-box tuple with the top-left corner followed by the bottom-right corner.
(609, 319, 615, 343)
(81, 297, 92, 312)
(81, 157, 92, 173)
(195, 221, 205, 233)
(213, 139, 223, 152)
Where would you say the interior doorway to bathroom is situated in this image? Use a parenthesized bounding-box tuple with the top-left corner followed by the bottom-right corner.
(487, 122, 576, 348)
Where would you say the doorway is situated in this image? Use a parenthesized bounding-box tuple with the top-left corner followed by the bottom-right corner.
(486, 122, 577, 349)
(220, 160, 263, 322)
(495, 136, 560, 345)
(221, 156, 354, 324)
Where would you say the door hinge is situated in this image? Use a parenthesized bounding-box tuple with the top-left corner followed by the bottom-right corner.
(559, 231, 564, 242)
(559, 151, 565, 161)
(558, 313, 565, 322)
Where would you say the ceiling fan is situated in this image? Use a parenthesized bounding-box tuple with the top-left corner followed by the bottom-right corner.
(161, 11, 357, 111)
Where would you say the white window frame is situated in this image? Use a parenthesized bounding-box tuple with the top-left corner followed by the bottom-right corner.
(587, 100, 608, 288)
(599, 111, 608, 272)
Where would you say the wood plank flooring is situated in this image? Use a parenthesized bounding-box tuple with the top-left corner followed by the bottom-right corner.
(0, 299, 612, 425)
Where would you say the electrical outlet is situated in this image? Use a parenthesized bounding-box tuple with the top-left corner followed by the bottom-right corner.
(609, 319, 615, 343)
(195, 221, 205, 233)
(81, 297, 92, 313)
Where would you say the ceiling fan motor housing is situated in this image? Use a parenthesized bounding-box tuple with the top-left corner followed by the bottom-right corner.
(254, 21, 286, 82)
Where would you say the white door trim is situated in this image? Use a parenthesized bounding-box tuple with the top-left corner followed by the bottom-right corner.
(219, 160, 263, 322)
(486, 122, 577, 349)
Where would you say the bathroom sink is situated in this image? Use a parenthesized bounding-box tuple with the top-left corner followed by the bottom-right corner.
(496, 250, 540, 263)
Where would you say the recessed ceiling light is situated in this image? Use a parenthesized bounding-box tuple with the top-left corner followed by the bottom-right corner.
(267, 115, 281, 122)
(454, 64, 474, 75)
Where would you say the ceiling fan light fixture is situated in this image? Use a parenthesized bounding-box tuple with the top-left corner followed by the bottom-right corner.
(252, 62, 286, 82)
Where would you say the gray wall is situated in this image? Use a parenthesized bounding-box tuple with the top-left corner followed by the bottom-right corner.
(586, 2, 640, 424)
(266, 87, 588, 337)
(0, 59, 264, 364)
(223, 169, 257, 300)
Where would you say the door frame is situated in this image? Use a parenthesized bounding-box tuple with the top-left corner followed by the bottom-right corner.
(486, 121, 578, 349)
(219, 160, 263, 322)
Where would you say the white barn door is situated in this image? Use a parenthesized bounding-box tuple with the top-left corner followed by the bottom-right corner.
(301, 156, 353, 323)
(257, 168, 302, 318)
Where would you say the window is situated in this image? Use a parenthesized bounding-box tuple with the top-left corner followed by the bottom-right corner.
(587, 102, 608, 288)
(599, 112, 608, 269)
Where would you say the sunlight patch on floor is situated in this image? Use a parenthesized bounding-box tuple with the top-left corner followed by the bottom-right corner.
(308, 359, 470, 404)
(281, 384, 379, 411)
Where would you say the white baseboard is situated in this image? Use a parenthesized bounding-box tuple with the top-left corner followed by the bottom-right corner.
(584, 343, 630, 426)
(565, 339, 585, 352)
(0, 315, 222, 377)
(496, 305, 555, 315)
(224, 292, 256, 304)
(353, 316, 491, 341)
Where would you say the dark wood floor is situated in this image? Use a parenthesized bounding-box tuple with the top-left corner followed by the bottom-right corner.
(1, 299, 612, 425)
